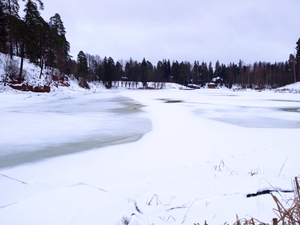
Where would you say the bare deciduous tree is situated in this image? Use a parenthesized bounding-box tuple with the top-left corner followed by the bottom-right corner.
(1, 54, 19, 85)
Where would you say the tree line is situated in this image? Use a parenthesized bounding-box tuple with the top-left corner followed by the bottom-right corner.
(1, 0, 300, 89)
(77, 46, 300, 89)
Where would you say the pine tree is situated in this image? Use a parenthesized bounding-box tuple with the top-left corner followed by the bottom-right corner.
(47, 13, 70, 75)
(161, 59, 171, 82)
(19, 0, 44, 79)
(208, 61, 213, 82)
(76, 51, 89, 88)
(114, 61, 123, 84)
(0, 0, 8, 53)
(296, 38, 300, 81)
(214, 60, 220, 77)
(171, 61, 180, 84)
(125, 59, 133, 82)
(103, 56, 114, 88)
(39, 19, 50, 77)
(146, 60, 153, 83)
(201, 61, 208, 86)
(23, 0, 44, 63)
(179, 62, 189, 85)
(289, 54, 296, 83)
(192, 61, 200, 85)
(11, 16, 24, 57)
(140, 58, 148, 88)
(77, 51, 88, 76)
(296, 38, 300, 60)
(2, 0, 19, 59)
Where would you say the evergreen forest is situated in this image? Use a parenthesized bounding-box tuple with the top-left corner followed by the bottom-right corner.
(1, 0, 300, 89)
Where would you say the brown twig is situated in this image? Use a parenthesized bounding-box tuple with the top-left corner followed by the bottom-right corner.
(271, 176, 300, 225)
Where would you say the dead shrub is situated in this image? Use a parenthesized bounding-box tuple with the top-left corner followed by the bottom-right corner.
(271, 177, 300, 225)
(78, 78, 90, 89)
(194, 178, 299, 225)
(233, 214, 267, 225)
(1, 55, 19, 84)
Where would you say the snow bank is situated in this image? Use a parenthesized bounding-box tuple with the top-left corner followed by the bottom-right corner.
(276, 81, 300, 93)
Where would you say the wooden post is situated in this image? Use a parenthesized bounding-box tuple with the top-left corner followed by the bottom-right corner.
(272, 218, 278, 225)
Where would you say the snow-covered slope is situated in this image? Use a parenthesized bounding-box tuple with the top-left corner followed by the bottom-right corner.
(0, 53, 107, 93)
(1, 53, 190, 93)
(277, 81, 300, 93)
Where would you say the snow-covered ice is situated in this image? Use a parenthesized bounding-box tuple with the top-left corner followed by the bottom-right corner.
(0, 91, 151, 168)
(0, 88, 299, 225)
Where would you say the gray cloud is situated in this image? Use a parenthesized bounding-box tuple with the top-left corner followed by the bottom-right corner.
(23, 0, 300, 65)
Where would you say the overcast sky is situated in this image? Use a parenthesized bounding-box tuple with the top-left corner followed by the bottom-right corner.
(21, 0, 300, 65)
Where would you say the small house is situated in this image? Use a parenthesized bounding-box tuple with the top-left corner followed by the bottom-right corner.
(208, 77, 223, 89)
(208, 83, 217, 89)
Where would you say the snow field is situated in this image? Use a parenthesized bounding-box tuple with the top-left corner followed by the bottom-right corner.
(0, 88, 299, 225)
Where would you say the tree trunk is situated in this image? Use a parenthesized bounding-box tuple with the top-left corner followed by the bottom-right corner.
(19, 24, 27, 79)
(293, 59, 296, 83)
(241, 71, 243, 86)
(8, 0, 13, 59)
(298, 63, 300, 82)
(51, 48, 55, 77)
(19, 40, 24, 79)
(39, 48, 45, 78)
(39, 38, 48, 78)
(247, 71, 249, 88)
(15, 40, 18, 56)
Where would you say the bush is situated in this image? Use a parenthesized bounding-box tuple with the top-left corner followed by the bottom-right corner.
(272, 177, 300, 224)
(1, 55, 19, 84)
(78, 77, 90, 89)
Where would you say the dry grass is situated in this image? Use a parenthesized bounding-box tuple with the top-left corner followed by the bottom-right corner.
(248, 168, 260, 176)
(233, 214, 268, 225)
(234, 176, 299, 225)
(147, 194, 161, 206)
(194, 221, 208, 225)
(195, 218, 268, 225)
(213, 160, 225, 172)
(194, 177, 299, 225)
(271, 177, 300, 225)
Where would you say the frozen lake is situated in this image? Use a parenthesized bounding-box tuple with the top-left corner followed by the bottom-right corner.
(0, 89, 299, 225)
(0, 91, 152, 168)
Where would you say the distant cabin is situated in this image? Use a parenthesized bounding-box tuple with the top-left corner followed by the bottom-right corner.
(208, 77, 223, 89)
(212, 77, 223, 83)
(208, 83, 217, 89)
